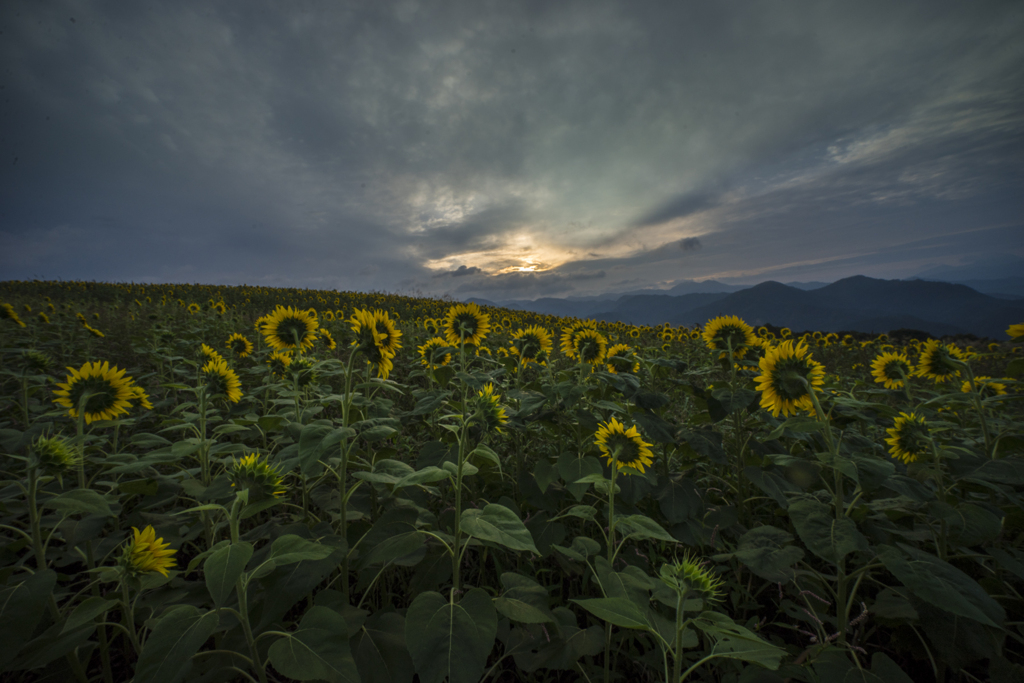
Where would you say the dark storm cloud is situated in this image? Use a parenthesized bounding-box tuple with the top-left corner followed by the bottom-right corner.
(453, 268, 607, 298)
(435, 265, 482, 278)
(0, 0, 1021, 297)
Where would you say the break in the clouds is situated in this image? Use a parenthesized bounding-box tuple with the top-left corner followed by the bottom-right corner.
(1, 1, 1021, 299)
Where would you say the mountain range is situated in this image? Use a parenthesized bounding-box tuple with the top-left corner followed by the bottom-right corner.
(470, 275, 1024, 338)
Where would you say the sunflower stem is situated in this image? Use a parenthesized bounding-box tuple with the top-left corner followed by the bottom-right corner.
(452, 332, 468, 599)
(959, 361, 993, 458)
(604, 449, 619, 683)
(339, 346, 358, 601)
(120, 581, 142, 655)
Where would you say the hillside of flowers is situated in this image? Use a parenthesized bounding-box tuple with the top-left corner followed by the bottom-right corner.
(1, 279, 1022, 683)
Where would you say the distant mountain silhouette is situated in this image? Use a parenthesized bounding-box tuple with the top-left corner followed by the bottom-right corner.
(473, 276, 1024, 338)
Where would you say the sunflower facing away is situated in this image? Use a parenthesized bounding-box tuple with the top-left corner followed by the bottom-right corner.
(573, 328, 608, 365)
(202, 358, 243, 403)
(511, 325, 553, 363)
(474, 383, 509, 432)
(230, 453, 287, 502)
(53, 361, 138, 423)
(1007, 323, 1024, 341)
(418, 337, 452, 369)
(915, 340, 965, 383)
(349, 309, 397, 379)
(267, 351, 293, 377)
(702, 315, 756, 360)
(885, 412, 931, 464)
(226, 333, 254, 358)
(119, 525, 177, 577)
(200, 343, 225, 364)
(659, 552, 725, 604)
(962, 376, 1008, 399)
(605, 343, 640, 374)
(443, 302, 491, 347)
(370, 310, 402, 357)
(871, 351, 912, 390)
(260, 306, 320, 353)
(32, 434, 81, 473)
(317, 328, 337, 351)
(754, 340, 826, 418)
(594, 418, 654, 475)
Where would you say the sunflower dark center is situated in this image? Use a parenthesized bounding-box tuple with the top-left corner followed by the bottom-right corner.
(606, 433, 642, 464)
(69, 377, 119, 413)
(454, 313, 479, 335)
(771, 361, 813, 399)
(883, 360, 908, 380)
(278, 318, 310, 344)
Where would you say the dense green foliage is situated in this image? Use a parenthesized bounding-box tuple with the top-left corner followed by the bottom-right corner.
(1, 279, 1023, 683)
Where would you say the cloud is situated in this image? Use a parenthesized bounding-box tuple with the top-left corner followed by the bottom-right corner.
(435, 265, 482, 277)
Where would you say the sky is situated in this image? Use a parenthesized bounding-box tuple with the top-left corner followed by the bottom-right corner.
(1, 0, 1022, 301)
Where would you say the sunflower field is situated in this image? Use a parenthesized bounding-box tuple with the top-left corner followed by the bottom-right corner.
(1, 280, 1023, 683)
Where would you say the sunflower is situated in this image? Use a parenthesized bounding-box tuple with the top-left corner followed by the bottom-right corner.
(37, 312, 50, 324)
(511, 325, 553, 363)
(260, 306, 319, 353)
(130, 385, 153, 410)
(915, 340, 965, 383)
(659, 552, 725, 604)
(230, 453, 287, 502)
(606, 343, 640, 374)
(288, 356, 318, 388)
(961, 376, 1008, 399)
(84, 324, 105, 338)
(574, 328, 607, 365)
(188, 303, 201, 314)
(370, 310, 402, 357)
(211, 302, 227, 315)
(32, 434, 81, 473)
(871, 351, 911, 390)
(317, 329, 337, 351)
(1008, 323, 1024, 341)
(322, 310, 335, 322)
(443, 302, 491, 347)
(267, 351, 293, 377)
(19, 349, 53, 374)
(225, 333, 254, 358)
(885, 412, 931, 464)
(200, 343, 225, 364)
(594, 418, 654, 475)
(473, 383, 508, 432)
(561, 320, 597, 359)
(702, 315, 756, 360)
(424, 318, 440, 335)
(119, 525, 177, 578)
(418, 337, 452, 369)
(754, 340, 826, 418)
(202, 358, 243, 403)
(53, 361, 137, 423)
(1, 303, 27, 327)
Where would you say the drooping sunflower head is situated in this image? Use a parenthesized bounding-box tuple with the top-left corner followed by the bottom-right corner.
(754, 340, 826, 418)
(1, 302, 27, 327)
(287, 356, 318, 388)
(871, 351, 911, 390)
(473, 383, 508, 433)
(260, 306, 319, 353)
(443, 302, 491, 347)
(267, 351, 293, 377)
(230, 454, 287, 502)
(560, 320, 597, 359)
(130, 385, 153, 410)
(119, 525, 177, 578)
(605, 343, 640, 374)
(200, 343, 225, 364)
(594, 418, 654, 475)
(885, 412, 931, 464)
(18, 349, 54, 374)
(424, 318, 440, 335)
(202, 359, 243, 403)
(702, 315, 756, 360)
(1008, 323, 1024, 341)
(53, 361, 136, 424)
(574, 328, 608, 365)
(418, 337, 452, 369)
(915, 340, 965, 383)
(659, 552, 725, 605)
(32, 434, 81, 473)
(187, 303, 201, 315)
(225, 333, 254, 358)
(511, 325, 553, 362)
(211, 302, 227, 315)
(962, 376, 1008, 399)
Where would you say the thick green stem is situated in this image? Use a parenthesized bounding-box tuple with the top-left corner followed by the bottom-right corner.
(120, 582, 142, 655)
(452, 333, 469, 598)
(339, 347, 358, 600)
(604, 451, 619, 683)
